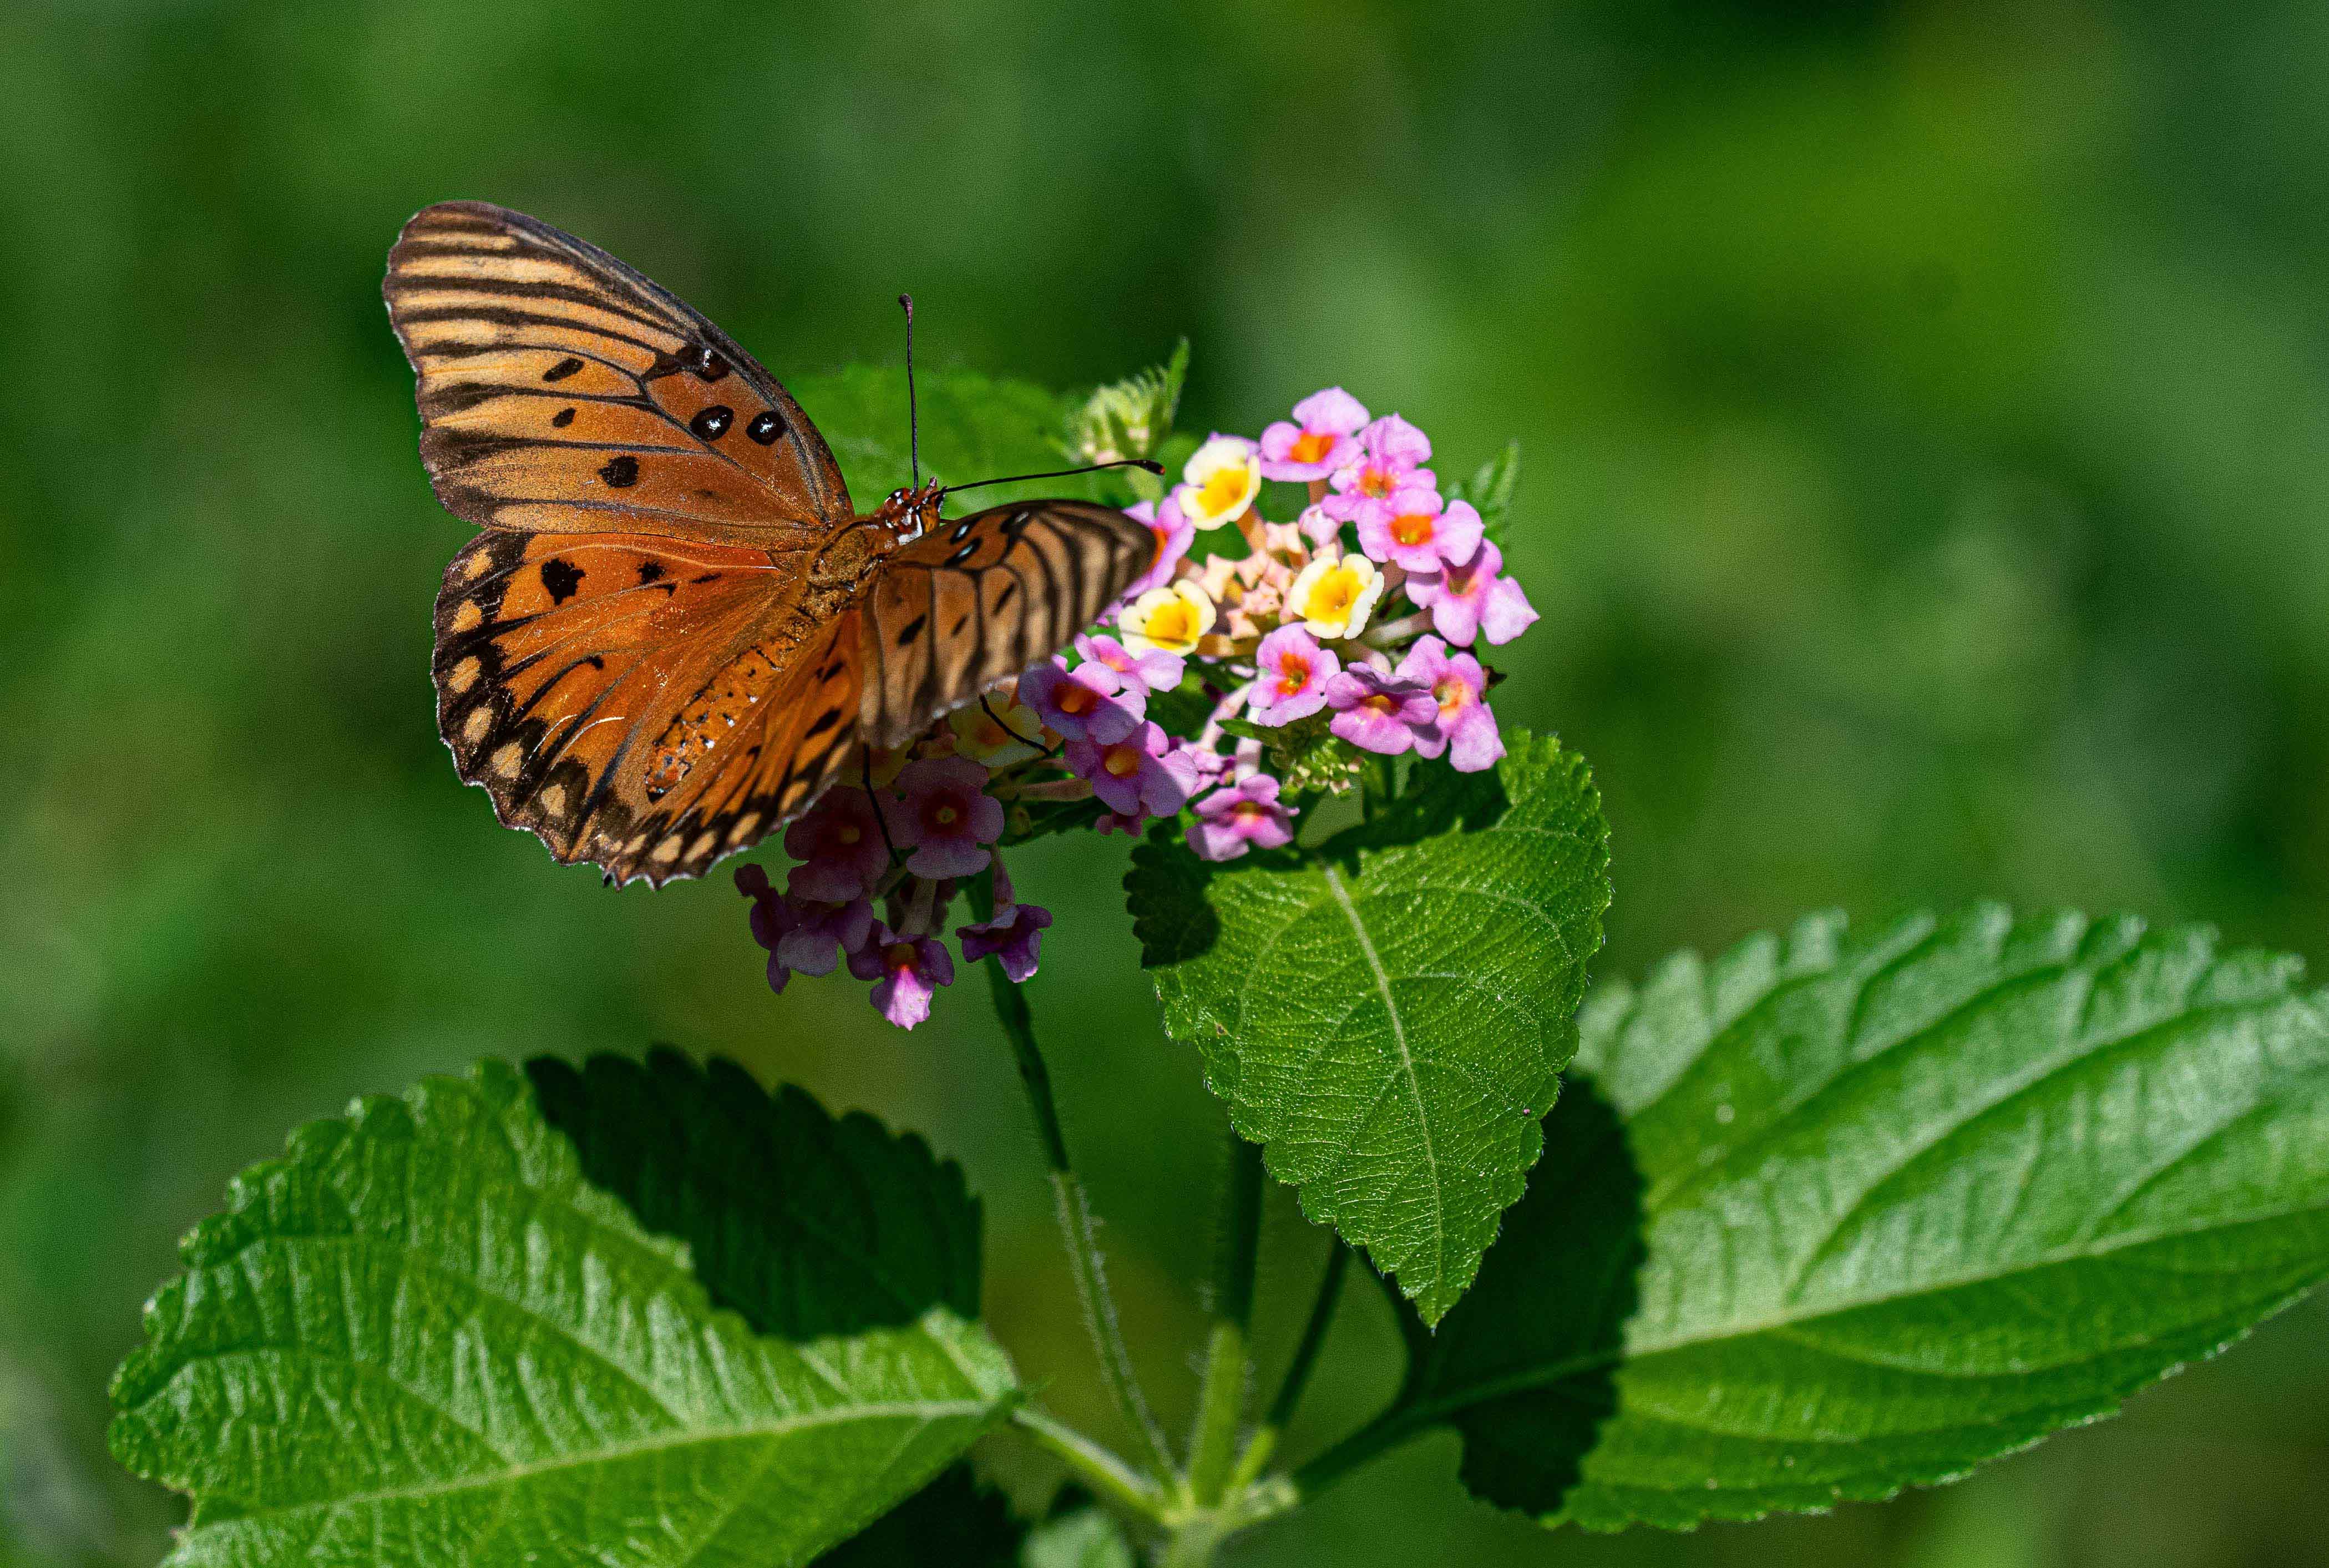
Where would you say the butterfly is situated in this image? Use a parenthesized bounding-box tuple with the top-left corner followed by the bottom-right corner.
(383, 201, 1156, 887)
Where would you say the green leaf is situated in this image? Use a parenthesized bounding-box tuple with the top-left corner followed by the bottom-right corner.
(1020, 1505, 1136, 1568)
(109, 1059, 1017, 1567)
(792, 365, 1141, 510)
(1125, 732, 1611, 1323)
(1390, 907, 2329, 1530)
(1445, 440, 1521, 544)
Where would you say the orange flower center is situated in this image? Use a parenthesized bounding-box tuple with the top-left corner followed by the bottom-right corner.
(1057, 684, 1097, 715)
(1274, 654, 1312, 695)
(1391, 511, 1435, 546)
(1234, 802, 1268, 825)
(885, 942, 918, 972)
(1289, 430, 1335, 464)
(1104, 745, 1143, 778)
(1360, 467, 1395, 498)
(1435, 677, 1470, 716)
(933, 803, 959, 827)
(1363, 695, 1398, 716)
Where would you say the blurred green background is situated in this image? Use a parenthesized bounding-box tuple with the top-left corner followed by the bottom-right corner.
(6, 1, 2328, 1563)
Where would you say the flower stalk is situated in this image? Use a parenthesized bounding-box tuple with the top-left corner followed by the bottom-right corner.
(975, 880, 1178, 1486)
(1184, 1131, 1264, 1506)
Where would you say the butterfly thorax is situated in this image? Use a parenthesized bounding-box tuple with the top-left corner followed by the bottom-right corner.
(807, 478, 945, 593)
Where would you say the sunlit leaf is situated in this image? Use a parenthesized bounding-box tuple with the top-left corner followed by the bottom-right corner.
(109, 1059, 1016, 1566)
(1126, 733, 1611, 1323)
(1389, 907, 2329, 1529)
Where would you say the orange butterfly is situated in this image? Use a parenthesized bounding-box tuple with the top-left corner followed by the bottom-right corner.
(384, 201, 1155, 886)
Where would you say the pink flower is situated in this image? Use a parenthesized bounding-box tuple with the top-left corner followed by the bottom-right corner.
(1075, 631, 1183, 698)
(892, 756, 1004, 879)
(1260, 387, 1370, 482)
(776, 896, 877, 976)
(1324, 665, 1439, 755)
(1324, 414, 1435, 519)
(782, 787, 890, 902)
(1397, 638, 1505, 773)
(735, 864, 794, 993)
(1297, 504, 1344, 550)
(1019, 657, 1143, 743)
(1065, 721, 1200, 817)
(1404, 539, 1540, 647)
(957, 860, 1050, 983)
(1187, 773, 1297, 861)
(1123, 494, 1196, 596)
(1248, 625, 1340, 726)
(1355, 488, 1481, 574)
(849, 923, 955, 1029)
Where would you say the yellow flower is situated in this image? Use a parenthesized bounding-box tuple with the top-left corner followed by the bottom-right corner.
(1177, 435, 1262, 529)
(949, 689, 1054, 767)
(1118, 580, 1217, 657)
(1286, 553, 1385, 640)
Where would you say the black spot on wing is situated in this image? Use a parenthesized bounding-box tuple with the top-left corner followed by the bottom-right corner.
(637, 559, 665, 583)
(746, 409, 785, 444)
(543, 356, 585, 382)
(551, 407, 576, 428)
(690, 404, 733, 440)
(599, 454, 640, 487)
(541, 557, 585, 604)
(894, 613, 926, 646)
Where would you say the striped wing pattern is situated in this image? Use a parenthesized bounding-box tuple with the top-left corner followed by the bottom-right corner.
(384, 200, 850, 544)
(862, 500, 1153, 748)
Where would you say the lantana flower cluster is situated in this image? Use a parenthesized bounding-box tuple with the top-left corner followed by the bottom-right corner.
(738, 387, 1538, 1028)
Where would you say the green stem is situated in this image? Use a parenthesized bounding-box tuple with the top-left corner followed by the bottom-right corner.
(1184, 1132, 1264, 1506)
(1227, 1239, 1349, 1493)
(975, 881, 1178, 1485)
(1009, 1409, 1166, 1523)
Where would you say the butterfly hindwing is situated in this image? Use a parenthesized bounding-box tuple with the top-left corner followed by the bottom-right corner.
(386, 201, 852, 547)
(434, 529, 854, 886)
(860, 499, 1153, 747)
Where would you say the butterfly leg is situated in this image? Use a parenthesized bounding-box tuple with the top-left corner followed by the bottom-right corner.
(862, 750, 902, 864)
(981, 693, 1062, 759)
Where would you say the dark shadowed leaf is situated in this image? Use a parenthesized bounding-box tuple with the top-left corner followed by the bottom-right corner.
(810, 1464, 1022, 1567)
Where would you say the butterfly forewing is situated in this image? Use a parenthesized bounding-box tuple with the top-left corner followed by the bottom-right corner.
(861, 499, 1153, 748)
(386, 201, 852, 546)
(393, 203, 1156, 886)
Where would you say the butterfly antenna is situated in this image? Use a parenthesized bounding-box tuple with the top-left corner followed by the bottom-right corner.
(943, 457, 1162, 498)
(898, 293, 919, 489)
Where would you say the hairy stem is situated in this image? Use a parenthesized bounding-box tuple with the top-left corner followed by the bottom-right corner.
(1009, 1409, 1167, 1523)
(974, 884, 1178, 1484)
(1185, 1132, 1264, 1506)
